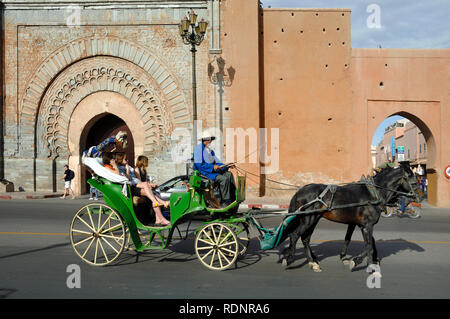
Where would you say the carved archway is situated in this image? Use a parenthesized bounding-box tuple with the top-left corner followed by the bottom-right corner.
(19, 35, 190, 158)
(37, 56, 175, 159)
(68, 91, 143, 194)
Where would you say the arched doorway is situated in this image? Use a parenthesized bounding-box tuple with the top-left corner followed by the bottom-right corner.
(67, 91, 146, 195)
(370, 112, 437, 203)
(82, 114, 135, 195)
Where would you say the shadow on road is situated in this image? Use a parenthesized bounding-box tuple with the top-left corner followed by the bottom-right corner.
(277, 238, 425, 272)
(0, 242, 71, 260)
(0, 288, 17, 299)
(111, 237, 266, 270)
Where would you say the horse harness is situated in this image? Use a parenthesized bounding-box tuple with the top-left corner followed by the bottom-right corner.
(246, 173, 417, 220)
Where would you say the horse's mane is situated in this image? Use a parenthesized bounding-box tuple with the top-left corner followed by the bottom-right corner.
(374, 166, 395, 177)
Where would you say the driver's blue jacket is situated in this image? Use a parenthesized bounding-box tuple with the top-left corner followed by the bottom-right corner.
(193, 143, 227, 181)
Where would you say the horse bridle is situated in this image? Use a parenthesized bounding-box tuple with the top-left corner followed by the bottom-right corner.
(369, 169, 420, 205)
(403, 173, 421, 202)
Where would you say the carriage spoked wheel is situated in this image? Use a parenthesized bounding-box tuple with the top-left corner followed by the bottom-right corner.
(228, 222, 250, 258)
(70, 203, 126, 266)
(195, 223, 239, 271)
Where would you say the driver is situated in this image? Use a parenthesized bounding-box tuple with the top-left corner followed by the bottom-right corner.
(193, 130, 236, 207)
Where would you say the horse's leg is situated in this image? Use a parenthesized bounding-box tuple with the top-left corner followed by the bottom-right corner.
(301, 218, 322, 272)
(369, 235, 382, 278)
(281, 215, 317, 268)
(349, 225, 373, 271)
(281, 229, 300, 267)
(371, 236, 380, 265)
(340, 224, 356, 265)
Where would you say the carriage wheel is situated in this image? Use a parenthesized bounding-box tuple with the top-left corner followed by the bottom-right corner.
(229, 222, 250, 258)
(70, 204, 126, 266)
(108, 214, 130, 250)
(195, 223, 239, 271)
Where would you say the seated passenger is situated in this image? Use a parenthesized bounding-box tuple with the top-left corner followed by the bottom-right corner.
(115, 153, 170, 226)
(103, 152, 170, 226)
(135, 155, 150, 184)
(134, 155, 167, 205)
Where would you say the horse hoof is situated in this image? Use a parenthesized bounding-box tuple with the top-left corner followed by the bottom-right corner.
(309, 262, 322, 272)
(342, 259, 350, 265)
(349, 260, 356, 271)
(281, 259, 288, 268)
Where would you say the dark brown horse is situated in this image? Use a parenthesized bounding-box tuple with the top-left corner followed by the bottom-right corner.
(280, 162, 423, 273)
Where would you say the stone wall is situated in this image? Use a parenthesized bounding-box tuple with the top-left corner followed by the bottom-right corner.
(0, 4, 4, 180)
(1, 0, 222, 192)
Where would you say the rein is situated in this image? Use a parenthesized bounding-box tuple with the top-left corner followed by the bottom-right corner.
(245, 177, 418, 220)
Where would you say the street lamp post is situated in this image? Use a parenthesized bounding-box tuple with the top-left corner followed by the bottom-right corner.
(179, 10, 208, 149)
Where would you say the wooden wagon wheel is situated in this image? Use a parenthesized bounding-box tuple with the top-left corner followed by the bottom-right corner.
(195, 223, 239, 271)
(70, 204, 126, 266)
(229, 222, 250, 258)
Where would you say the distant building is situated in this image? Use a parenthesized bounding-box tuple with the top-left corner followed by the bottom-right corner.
(375, 119, 427, 170)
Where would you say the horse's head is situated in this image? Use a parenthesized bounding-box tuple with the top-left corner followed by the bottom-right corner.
(398, 162, 424, 202)
(373, 163, 423, 204)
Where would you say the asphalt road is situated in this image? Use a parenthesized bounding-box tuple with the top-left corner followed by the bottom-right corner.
(1, 198, 450, 300)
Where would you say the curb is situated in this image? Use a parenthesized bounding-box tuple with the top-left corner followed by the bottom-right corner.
(26, 194, 64, 199)
(0, 193, 64, 200)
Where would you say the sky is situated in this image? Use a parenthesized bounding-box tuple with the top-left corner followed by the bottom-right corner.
(371, 115, 403, 146)
(261, 0, 450, 48)
(261, 0, 449, 146)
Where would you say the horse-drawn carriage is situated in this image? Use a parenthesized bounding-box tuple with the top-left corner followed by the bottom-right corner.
(70, 158, 423, 273)
(70, 160, 251, 270)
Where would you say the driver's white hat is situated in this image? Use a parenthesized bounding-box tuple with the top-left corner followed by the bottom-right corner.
(200, 130, 216, 141)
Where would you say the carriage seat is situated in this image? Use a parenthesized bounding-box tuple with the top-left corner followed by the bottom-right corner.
(191, 171, 221, 208)
(133, 196, 147, 206)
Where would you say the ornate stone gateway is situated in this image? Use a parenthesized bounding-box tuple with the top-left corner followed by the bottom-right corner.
(1, 1, 219, 195)
(32, 52, 190, 193)
(21, 32, 197, 191)
(38, 56, 174, 159)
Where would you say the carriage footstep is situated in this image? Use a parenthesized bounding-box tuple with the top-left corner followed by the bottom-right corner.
(149, 224, 170, 229)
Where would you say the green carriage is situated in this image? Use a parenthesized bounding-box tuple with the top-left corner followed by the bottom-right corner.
(70, 170, 249, 271)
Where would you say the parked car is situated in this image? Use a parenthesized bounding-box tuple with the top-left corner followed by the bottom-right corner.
(154, 174, 222, 218)
(154, 174, 221, 202)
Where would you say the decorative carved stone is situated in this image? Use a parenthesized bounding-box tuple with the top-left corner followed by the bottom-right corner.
(36, 55, 187, 159)
(19, 36, 191, 159)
